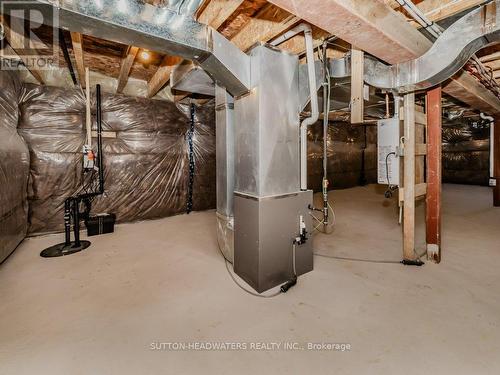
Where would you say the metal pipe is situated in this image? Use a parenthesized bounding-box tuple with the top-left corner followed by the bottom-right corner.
(395, 0, 500, 96)
(64, 199, 71, 246)
(96, 84, 104, 194)
(481, 112, 495, 180)
(6, 0, 250, 97)
(72, 199, 81, 247)
(59, 29, 78, 86)
(178, 0, 204, 16)
(322, 41, 329, 224)
(364, 1, 500, 92)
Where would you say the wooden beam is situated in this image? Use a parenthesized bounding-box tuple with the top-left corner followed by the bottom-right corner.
(494, 115, 500, 206)
(230, 3, 300, 51)
(403, 93, 416, 261)
(1, 17, 44, 84)
(70, 32, 86, 88)
(267, 0, 500, 114)
(197, 0, 245, 29)
(268, 0, 430, 64)
(426, 86, 442, 263)
(116, 46, 139, 93)
(147, 55, 183, 98)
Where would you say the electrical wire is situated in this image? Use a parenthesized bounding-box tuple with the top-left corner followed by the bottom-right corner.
(216, 235, 282, 298)
(384, 152, 397, 198)
(314, 249, 427, 264)
(314, 252, 402, 264)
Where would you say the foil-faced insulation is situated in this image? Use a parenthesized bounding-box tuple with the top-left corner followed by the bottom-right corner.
(442, 121, 490, 186)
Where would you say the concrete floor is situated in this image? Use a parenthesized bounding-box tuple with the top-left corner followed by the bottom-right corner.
(0, 184, 499, 374)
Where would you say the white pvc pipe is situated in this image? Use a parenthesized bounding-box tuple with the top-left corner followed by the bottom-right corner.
(481, 112, 495, 179)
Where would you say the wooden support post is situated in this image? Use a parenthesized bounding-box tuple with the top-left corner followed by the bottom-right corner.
(403, 93, 416, 261)
(494, 115, 500, 206)
(351, 48, 364, 124)
(426, 86, 442, 263)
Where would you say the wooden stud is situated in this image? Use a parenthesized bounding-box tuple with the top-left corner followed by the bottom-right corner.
(426, 86, 442, 263)
(70, 32, 86, 88)
(116, 46, 139, 93)
(494, 115, 500, 207)
(403, 93, 416, 261)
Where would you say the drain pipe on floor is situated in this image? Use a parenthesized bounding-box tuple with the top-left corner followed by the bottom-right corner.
(271, 23, 319, 191)
(480, 112, 495, 184)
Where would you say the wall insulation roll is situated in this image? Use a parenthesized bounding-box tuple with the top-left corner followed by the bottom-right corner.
(17, 84, 216, 234)
(0, 70, 29, 262)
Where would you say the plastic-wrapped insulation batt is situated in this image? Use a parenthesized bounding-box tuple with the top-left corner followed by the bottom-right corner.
(0, 70, 29, 262)
(17, 84, 216, 234)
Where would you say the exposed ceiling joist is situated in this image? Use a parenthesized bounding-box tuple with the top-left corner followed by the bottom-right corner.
(268, 0, 500, 114)
(70, 32, 86, 88)
(197, 0, 245, 29)
(484, 60, 500, 71)
(147, 55, 183, 98)
(230, 3, 300, 51)
(116, 46, 139, 93)
(278, 26, 330, 56)
(480, 52, 500, 63)
(407, 0, 486, 23)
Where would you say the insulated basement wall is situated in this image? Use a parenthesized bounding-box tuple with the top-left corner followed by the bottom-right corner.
(0, 71, 29, 262)
(307, 122, 378, 189)
(17, 84, 216, 234)
(442, 122, 490, 186)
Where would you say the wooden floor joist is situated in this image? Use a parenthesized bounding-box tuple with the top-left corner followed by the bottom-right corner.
(70, 32, 86, 88)
(147, 55, 183, 98)
(230, 3, 299, 51)
(197, 0, 245, 30)
(116, 46, 139, 93)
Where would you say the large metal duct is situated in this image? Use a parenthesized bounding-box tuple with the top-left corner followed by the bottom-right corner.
(364, 1, 500, 92)
(2, 0, 250, 96)
(164, 0, 204, 16)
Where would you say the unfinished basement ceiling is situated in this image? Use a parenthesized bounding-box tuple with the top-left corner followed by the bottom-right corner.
(2, 0, 500, 117)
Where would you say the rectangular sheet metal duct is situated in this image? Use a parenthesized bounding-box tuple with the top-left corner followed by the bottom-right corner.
(2, 0, 250, 96)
